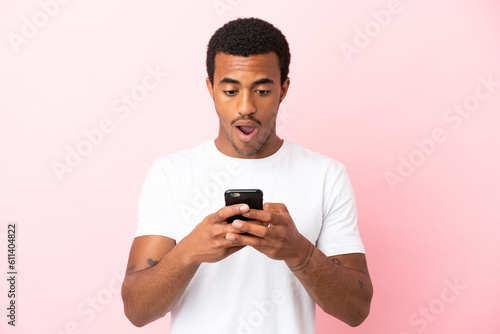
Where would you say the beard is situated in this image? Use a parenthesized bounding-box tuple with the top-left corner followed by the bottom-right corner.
(225, 116, 275, 156)
(228, 131, 266, 156)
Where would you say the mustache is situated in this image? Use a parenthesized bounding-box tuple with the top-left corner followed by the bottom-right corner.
(230, 115, 262, 126)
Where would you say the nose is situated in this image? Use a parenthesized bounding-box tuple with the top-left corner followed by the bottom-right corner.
(237, 90, 256, 116)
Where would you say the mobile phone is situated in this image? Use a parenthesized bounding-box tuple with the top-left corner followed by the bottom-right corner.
(224, 189, 263, 224)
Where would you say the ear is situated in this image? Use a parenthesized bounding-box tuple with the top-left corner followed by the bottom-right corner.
(206, 77, 214, 100)
(279, 77, 291, 103)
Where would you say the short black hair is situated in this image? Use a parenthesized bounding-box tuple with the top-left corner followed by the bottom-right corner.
(206, 17, 290, 86)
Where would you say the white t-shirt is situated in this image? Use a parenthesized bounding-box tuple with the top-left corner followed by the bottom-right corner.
(136, 140, 365, 334)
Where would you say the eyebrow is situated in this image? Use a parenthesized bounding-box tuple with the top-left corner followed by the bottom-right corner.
(218, 77, 275, 86)
(253, 78, 274, 85)
(219, 78, 240, 85)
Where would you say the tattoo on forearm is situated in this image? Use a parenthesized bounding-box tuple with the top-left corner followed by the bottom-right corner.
(331, 258, 366, 289)
(126, 265, 136, 275)
(288, 242, 314, 272)
(331, 257, 368, 274)
(147, 258, 159, 268)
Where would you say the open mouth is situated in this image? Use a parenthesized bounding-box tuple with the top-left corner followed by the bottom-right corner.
(237, 126, 256, 135)
(235, 123, 259, 142)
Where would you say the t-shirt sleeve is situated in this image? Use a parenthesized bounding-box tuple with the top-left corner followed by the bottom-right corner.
(135, 159, 176, 239)
(316, 163, 365, 257)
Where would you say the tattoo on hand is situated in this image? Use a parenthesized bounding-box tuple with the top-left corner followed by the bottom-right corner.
(147, 258, 159, 268)
(331, 258, 341, 265)
(359, 280, 364, 289)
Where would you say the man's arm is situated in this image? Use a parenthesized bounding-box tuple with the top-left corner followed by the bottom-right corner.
(121, 204, 250, 327)
(226, 203, 373, 327)
(121, 235, 198, 327)
(290, 250, 372, 326)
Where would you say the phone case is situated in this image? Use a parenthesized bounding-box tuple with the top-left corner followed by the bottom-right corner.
(224, 189, 263, 223)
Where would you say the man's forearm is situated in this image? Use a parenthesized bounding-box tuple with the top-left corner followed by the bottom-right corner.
(287, 242, 373, 327)
(121, 243, 199, 327)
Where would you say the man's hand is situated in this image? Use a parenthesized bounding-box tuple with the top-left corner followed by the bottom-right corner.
(179, 203, 251, 265)
(225, 202, 372, 326)
(122, 203, 254, 327)
(225, 202, 310, 267)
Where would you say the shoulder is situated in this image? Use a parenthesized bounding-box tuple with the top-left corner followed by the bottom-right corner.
(154, 141, 213, 170)
(283, 141, 347, 176)
(141, 141, 213, 185)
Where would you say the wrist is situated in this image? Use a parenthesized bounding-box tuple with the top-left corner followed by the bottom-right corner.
(285, 238, 313, 271)
(173, 238, 202, 269)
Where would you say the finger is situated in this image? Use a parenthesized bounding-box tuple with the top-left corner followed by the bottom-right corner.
(223, 220, 259, 235)
(241, 208, 272, 224)
(213, 227, 247, 247)
(232, 219, 270, 238)
(241, 207, 289, 227)
(263, 202, 289, 214)
(211, 203, 250, 224)
(248, 219, 269, 227)
(226, 231, 268, 248)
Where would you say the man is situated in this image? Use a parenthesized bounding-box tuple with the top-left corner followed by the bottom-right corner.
(121, 18, 373, 333)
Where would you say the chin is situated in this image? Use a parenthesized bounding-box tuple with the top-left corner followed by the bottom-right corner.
(234, 144, 260, 156)
(230, 138, 263, 157)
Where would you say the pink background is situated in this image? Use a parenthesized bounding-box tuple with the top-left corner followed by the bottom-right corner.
(1, 0, 500, 333)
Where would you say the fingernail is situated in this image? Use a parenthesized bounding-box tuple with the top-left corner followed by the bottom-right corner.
(240, 204, 249, 212)
(233, 220, 243, 228)
(226, 233, 235, 241)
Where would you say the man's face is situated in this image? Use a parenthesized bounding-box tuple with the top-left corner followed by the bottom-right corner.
(207, 52, 290, 158)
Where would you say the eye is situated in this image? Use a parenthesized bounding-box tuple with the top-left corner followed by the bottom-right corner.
(223, 90, 238, 96)
(255, 90, 271, 96)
